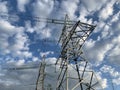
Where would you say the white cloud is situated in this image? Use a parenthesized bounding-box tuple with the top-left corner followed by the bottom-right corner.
(28, 0, 55, 39)
(101, 25, 110, 39)
(113, 77, 120, 85)
(95, 72, 107, 88)
(16, 59, 25, 66)
(81, 0, 107, 12)
(0, 1, 8, 13)
(84, 28, 120, 66)
(0, 18, 32, 59)
(82, 1, 120, 65)
(6, 59, 25, 67)
(25, 21, 34, 33)
(84, 39, 95, 49)
(78, 4, 89, 22)
(100, 65, 120, 77)
(83, 39, 113, 65)
(94, 21, 106, 33)
(0, 79, 20, 87)
(38, 27, 51, 39)
(110, 11, 120, 23)
(17, 0, 30, 12)
(107, 37, 120, 64)
(100, 65, 120, 86)
(78, 0, 108, 23)
(32, 0, 54, 17)
(0, 67, 37, 90)
(0, 20, 16, 34)
(99, 1, 114, 20)
(40, 51, 54, 57)
(60, 0, 79, 19)
(32, 57, 39, 62)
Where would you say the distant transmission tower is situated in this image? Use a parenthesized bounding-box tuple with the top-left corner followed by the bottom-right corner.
(36, 55, 46, 90)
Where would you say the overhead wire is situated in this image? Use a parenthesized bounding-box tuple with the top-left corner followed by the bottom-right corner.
(3, 63, 56, 71)
(0, 12, 75, 23)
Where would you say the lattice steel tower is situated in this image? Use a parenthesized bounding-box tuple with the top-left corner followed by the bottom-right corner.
(55, 15, 103, 90)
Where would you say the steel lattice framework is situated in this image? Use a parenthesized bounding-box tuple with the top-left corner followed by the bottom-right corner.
(55, 15, 103, 90)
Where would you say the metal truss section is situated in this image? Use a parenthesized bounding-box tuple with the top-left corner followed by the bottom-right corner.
(60, 20, 96, 62)
(58, 14, 75, 45)
(56, 58, 103, 90)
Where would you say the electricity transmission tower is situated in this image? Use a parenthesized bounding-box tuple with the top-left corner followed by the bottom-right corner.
(55, 15, 103, 90)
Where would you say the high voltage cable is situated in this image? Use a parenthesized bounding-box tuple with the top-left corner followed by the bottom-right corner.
(0, 13, 94, 26)
(0, 13, 75, 22)
(3, 63, 56, 70)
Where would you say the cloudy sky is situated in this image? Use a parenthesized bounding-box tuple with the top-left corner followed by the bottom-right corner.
(0, 0, 120, 90)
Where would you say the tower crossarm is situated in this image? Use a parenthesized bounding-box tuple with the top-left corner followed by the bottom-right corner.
(59, 21, 96, 62)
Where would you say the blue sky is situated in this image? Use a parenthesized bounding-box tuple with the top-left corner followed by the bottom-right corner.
(0, 0, 120, 90)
